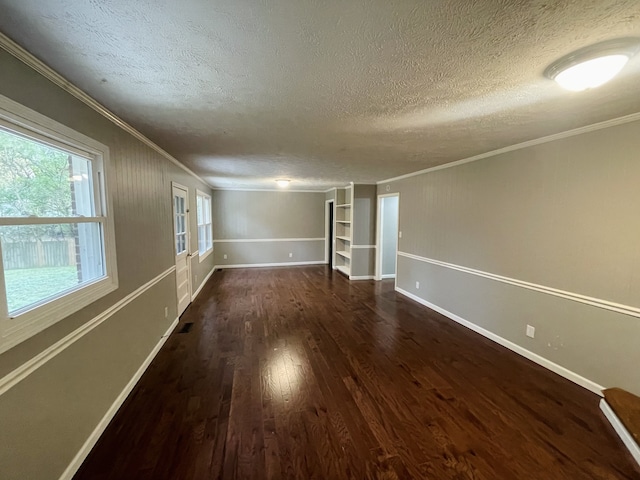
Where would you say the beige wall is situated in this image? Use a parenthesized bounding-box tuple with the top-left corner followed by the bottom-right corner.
(213, 240, 325, 266)
(212, 190, 326, 267)
(352, 184, 376, 246)
(350, 184, 377, 277)
(379, 119, 640, 395)
(0, 48, 214, 479)
(325, 188, 336, 202)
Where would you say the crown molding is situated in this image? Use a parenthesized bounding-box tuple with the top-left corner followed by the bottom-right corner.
(378, 110, 640, 185)
(0, 32, 210, 188)
(211, 187, 326, 193)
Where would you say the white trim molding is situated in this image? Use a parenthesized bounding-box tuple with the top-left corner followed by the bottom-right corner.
(195, 189, 213, 262)
(350, 275, 375, 280)
(351, 245, 377, 249)
(59, 316, 179, 480)
(375, 192, 400, 281)
(211, 187, 326, 193)
(198, 249, 212, 263)
(600, 399, 640, 467)
(378, 111, 640, 186)
(0, 266, 176, 397)
(398, 251, 640, 320)
(325, 199, 335, 265)
(0, 32, 209, 188)
(395, 287, 604, 395)
(214, 238, 325, 243)
(216, 261, 325, 269)
(191, 268, 215, 302)
(0, 93, 119, 354)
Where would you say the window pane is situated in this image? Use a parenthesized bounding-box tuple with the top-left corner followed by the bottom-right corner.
(198, 225, 205, 254)
(205, 197, 211, 221)
(176, 233, 186, 255)
(1, 222, 104, 314)
(206, 226, 212, 250)
(0, 128, 95, 218)
(197, 196, 203, 225)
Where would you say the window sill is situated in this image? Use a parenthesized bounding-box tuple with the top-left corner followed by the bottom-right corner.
(198, 248, 213, 263)
(1, 276, 118, 355)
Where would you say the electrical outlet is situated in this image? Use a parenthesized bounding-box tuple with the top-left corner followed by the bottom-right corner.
(526, 325, 535, 338)
(223, 254, 227, 259)
(289, 252, 293, 258)
(415, 281, 420, 289)
(399, 231, 403, 238)
(164, 306, 168, 318)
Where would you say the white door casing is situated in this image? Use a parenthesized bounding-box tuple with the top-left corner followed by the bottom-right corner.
(375, 193, 400, 281)
(172, 183, 191, 316)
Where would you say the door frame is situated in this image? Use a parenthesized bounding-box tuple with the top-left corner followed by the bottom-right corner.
(171, 182, 192, 315)
(325, 199, 335, 267)
(375, 193, 400, 281)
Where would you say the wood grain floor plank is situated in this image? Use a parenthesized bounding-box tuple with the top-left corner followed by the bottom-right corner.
(73, 266, 640, 480)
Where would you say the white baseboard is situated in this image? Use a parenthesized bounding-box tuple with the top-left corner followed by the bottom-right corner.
(395, 287, 604, 396)
(58, 317, 179, 480)
(215, 260, 325, 269)
(600, 399, 640, 466)
(381, 274, 396, 279)
(191, 267, 215, 301)
(350, 275, 375, 280)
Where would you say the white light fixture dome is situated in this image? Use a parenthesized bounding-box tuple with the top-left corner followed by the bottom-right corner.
(545, 38, 639, 92)
(276, 179, 290, 188)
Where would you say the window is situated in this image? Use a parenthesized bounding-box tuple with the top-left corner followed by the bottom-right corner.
(0, 95, 117, 354)
(196, 190, 212, 261)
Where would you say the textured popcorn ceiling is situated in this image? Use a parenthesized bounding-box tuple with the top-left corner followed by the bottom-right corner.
(2, 0, 640, 190)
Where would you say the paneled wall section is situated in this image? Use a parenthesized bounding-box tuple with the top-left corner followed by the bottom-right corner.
(0, 47, 214, 480)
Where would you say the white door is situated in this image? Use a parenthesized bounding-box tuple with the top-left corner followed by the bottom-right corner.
(172, 184, 191, 316)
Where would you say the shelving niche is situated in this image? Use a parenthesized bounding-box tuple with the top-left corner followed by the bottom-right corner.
(331, 184, 377, 280)
(334, 185, 352, 277)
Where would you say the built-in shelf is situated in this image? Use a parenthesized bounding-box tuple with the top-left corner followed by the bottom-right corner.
(336, 265, 351, 276)
(333, 184, 376, 281)
(334, 186, 353, 279)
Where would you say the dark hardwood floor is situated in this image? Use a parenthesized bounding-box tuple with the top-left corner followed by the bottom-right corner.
(73, 266, 640, 480)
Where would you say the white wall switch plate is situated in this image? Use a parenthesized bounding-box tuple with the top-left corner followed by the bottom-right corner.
(526, 325, 535, 338)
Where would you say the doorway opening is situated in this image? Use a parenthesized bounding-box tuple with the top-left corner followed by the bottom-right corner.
(325, 200, 334, 268)
(376, 194, 399, 281)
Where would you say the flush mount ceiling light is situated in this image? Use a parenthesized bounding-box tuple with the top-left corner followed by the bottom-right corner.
(545, 38, 640, 92)
(276, 179, 290, 188)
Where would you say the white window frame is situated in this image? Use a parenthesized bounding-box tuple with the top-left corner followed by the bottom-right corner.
(0, 94, 118, 354)
(196, 190, 213, 262)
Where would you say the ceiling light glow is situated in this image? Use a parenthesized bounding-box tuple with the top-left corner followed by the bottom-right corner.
(554, 55, 629, 91)
(276, 179, 290, 188)
(545, 38, 639, 92)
